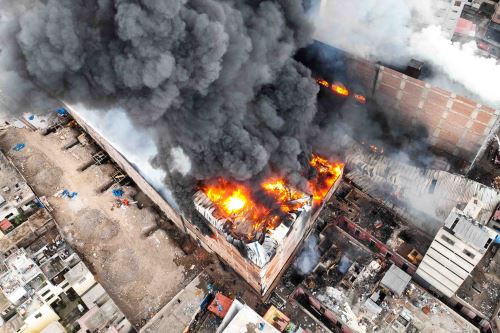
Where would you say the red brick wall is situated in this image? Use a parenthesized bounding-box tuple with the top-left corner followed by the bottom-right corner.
(347, 58, 500, 164)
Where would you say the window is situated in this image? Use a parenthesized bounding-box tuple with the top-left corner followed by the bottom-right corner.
(34, 313, 42, 319)
(463, 249, 475, 259)
(441, 234, 455, 246)
(484, 238, 493, 249)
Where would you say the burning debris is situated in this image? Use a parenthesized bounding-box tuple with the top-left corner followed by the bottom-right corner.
(194, 155, 343, 267)
(315, 77, 367, 102)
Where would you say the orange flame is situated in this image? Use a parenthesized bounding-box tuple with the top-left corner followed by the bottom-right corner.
(331, 83, 349, 97)
(354, 94, 366, 104)
(309, 155, 344, 205)
(200, 155, 343, 237)
(316, 79, 330, 88)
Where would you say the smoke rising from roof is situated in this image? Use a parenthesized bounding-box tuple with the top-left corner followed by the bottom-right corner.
(315, 0, 500, 108)
(0, 0, 322, 212)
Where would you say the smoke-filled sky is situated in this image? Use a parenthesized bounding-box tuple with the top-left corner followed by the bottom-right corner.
(315, 0, 500, 108)
(0, 0, 325, 210)
(1, 0, 500, 216)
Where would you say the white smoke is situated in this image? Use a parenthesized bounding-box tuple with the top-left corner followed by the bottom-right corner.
(294, 234, 320, 275)
(409, 26, 500, 105)
(68, 104, 179, 209)
(169, 147, 192, 176)
(315, 0, 500, 108)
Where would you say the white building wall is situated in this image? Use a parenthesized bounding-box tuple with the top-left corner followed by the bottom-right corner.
(416, 228, 486, 297)
(435, 0, 467, 38)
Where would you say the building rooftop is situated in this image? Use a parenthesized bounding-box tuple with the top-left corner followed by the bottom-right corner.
(380, 264, 411, 296)
(0, 150, 36, 223)
(346, 151, 500, 236)
(0, 248, 43, 304)
(293, 228, 480, 333)
(140, 272, 210, 333)
(63, 261, 95, 296)
(444, 208, 494, 250)
(456, 245, 500, 320)
(323, 182, 433, 265)
(216, 300, 279, 333)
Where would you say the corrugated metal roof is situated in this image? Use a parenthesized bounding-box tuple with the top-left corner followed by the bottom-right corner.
(345, 152, 499, 236)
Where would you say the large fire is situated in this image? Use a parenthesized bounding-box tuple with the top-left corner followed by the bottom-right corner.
(308, 155, 344, 204)
(199, 155, 343, 236)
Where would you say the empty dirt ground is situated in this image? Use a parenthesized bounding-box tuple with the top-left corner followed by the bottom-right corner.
(0, 126, 211, 327)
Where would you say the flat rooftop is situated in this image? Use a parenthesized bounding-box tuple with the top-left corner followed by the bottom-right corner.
(0, 149, 35, 216)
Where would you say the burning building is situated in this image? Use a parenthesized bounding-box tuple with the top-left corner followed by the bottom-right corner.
(66, 108, 343, 297)
(193, 155, 343, 294)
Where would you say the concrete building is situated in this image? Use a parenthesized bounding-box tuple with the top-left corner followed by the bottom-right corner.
(289, 227, 481, 333)
(216, 300, 279, 333)
(416, 205, 496, 297)
(0, 148, 132, 332)
(436, 0, 468, 38)
(67, 106, 343, 298)
(476, 1, 500, 58)
(0, 152, 36, 227)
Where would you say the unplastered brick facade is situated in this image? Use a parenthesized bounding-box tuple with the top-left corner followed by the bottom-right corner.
(67, 108, 342, 299)
(347, 57, 500, 164)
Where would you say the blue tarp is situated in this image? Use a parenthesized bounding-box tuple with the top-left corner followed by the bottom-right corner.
(56, 108, 67, 116)
(112, 188, 124, 197)
(34, 198, 45, 208)
(28, 115, 35, 120)
(12, 143, 25, 151)
(62, 189, 78, 199)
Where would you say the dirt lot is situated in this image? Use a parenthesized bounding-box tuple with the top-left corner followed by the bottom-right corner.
(0, 126, 211, 327)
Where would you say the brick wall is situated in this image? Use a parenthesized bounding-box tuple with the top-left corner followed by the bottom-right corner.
(347, 57, 500, 165)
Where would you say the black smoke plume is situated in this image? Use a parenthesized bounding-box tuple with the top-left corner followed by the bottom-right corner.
(0, 0, 321, 214)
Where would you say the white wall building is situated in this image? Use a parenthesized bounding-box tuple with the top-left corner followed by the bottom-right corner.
(416, 206, 495, 297)
(435, 0, 467, 39)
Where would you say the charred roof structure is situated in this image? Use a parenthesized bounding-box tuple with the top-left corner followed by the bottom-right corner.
(289, 226, 481, 333)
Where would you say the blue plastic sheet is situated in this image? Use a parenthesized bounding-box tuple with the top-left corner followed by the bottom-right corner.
(34, 198, 45, 208)
(112, 188, 124, 197)
(62, 189, 78, 199)
(12, 143, 25, 151)
(28, 115, 35, 120)
(56, 108, 67, 116)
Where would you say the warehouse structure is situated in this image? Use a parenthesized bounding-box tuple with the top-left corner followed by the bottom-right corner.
(66, 108, 343, 298)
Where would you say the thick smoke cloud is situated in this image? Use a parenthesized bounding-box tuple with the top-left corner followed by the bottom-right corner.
(315, 0, 500, 108)
(0, 0, 320, 212)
